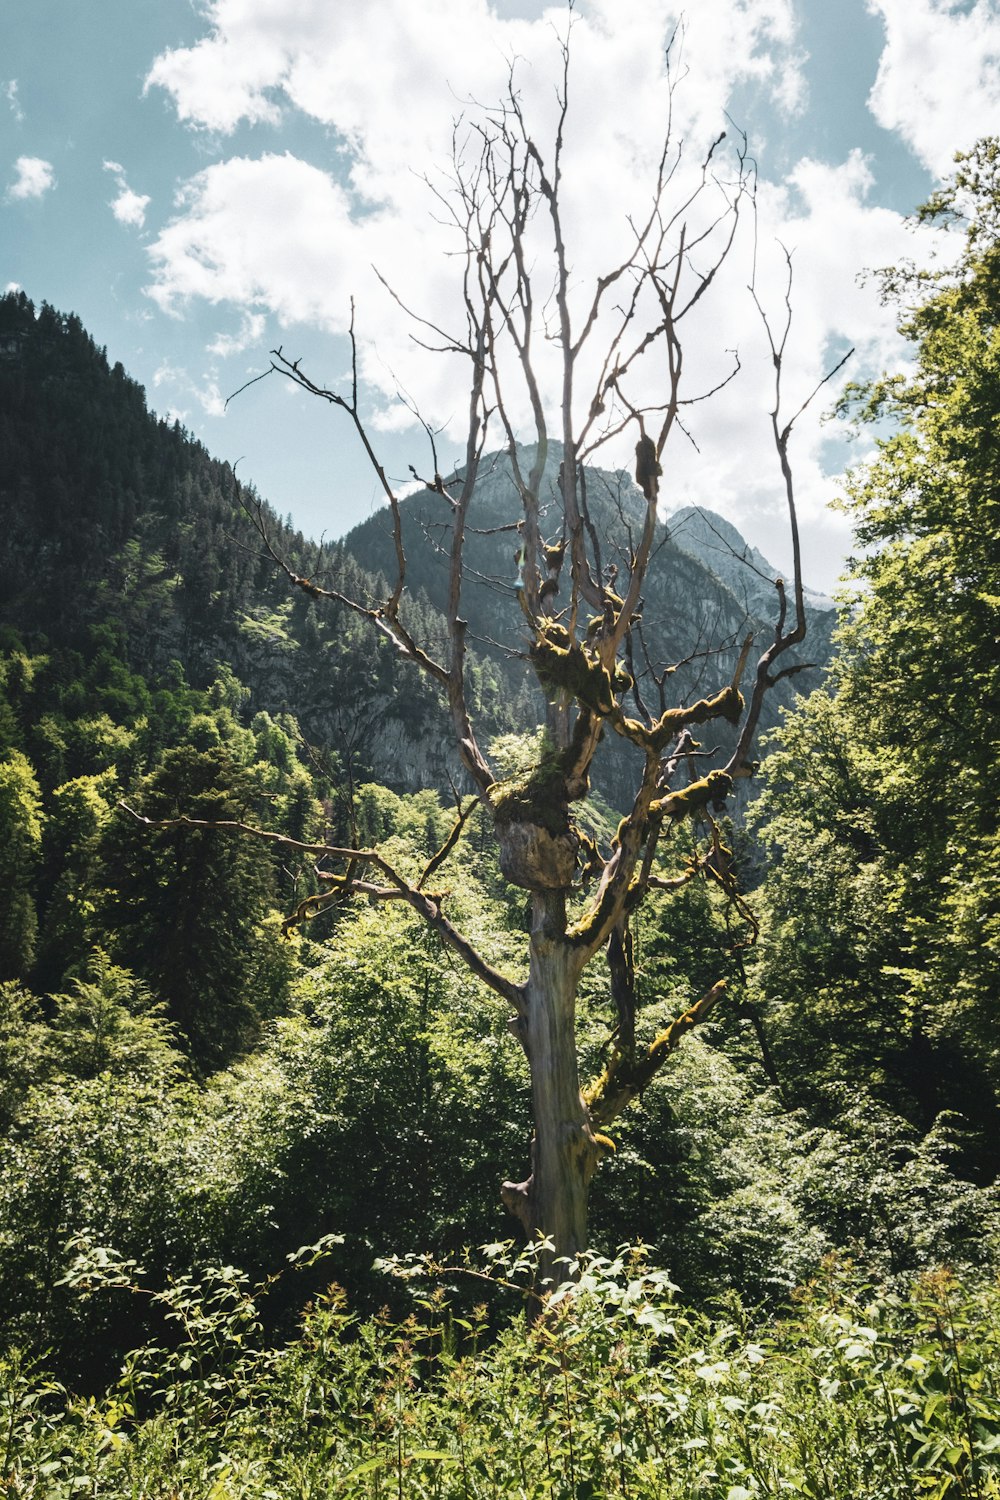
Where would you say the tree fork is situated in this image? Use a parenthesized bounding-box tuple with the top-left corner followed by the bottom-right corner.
(206, 37, 836, 1292)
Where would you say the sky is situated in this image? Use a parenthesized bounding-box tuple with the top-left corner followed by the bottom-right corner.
(2, 0, 999, 592)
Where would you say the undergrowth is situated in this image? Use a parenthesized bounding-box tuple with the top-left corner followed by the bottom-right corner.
(4, 1243, 1000, 1498)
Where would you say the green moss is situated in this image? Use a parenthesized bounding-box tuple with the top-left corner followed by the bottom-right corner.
(653, 768, 733, 822)
(576, 830, 604, 882)
(645, 685, 744, 752)
(490, 741, 570, 838)
(530, 619, 617, 716)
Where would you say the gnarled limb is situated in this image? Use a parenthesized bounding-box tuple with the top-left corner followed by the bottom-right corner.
(118, 803, 524, 1016)
(586, 979, 728, 1130)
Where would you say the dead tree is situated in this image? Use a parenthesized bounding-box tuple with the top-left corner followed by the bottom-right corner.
(139, 45, 843, 1284)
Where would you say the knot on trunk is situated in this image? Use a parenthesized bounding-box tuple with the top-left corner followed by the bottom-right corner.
(489, 741, 582, 891)
(500, 1175, 532, 1231)
(499, 821, 579, 890)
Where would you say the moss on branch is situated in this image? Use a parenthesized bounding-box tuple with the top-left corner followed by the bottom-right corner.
(530, 618, 630, 718)
(585, 979, 728, 1127)
(652, 769, 733, 823)
(490, 747, 571, 839)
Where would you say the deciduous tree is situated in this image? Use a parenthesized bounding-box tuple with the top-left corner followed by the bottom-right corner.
(129, 42, 831, 1278)
(751, 139, 1000, 1162)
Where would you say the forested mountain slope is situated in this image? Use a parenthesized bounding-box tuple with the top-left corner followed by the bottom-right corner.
(0, 291, 834, 810)
(0, 291, 458, 793)
(342, 444, 835, 741)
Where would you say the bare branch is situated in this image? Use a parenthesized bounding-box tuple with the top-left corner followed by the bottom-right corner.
(727, 250, 851, 778)
(118, 803, 524, 1014)
(418, 791, 478, 890)
(586, 979, 728, 1128)
(239, 489, 450, 687)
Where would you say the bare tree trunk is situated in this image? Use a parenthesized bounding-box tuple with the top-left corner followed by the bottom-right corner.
(503, 891, 601, 1280)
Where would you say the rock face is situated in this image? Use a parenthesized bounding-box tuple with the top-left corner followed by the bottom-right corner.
(666, 505, 836, 617)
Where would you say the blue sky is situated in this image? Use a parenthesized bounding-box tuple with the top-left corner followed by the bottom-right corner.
(3, 0, 999, 590)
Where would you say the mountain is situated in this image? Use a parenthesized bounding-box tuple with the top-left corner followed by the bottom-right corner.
(342, 443, 835, 670)
(668, 505, 837, 616)
(0, 293, 834, 807)
(340, 443, 836, 804)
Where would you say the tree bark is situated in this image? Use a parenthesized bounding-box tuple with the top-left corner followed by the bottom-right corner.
(502, 890, 602, 1282)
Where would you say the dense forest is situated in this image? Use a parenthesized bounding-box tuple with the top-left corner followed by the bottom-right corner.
(2, 141, 1000, 1497)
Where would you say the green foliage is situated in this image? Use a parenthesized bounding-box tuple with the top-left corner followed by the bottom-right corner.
(0, 749, 43, 979)
(44, 950, 182, 1084)
(172, 849, 528, 1281)
(835, 143, 1000, 1049)
(592, 1036, 1000, 1304)
(0, 981, 49, 1132)
(6, 1251, 1000, 1497)
(353, 781, 451, 849)
(0, 1073, 191, 1372)
(99, 743, 287, 1066)
(0, 767, 998, 1462)
(749, 141, 1000, 1166)
(35, 771, 117, 988)
(0, 808, 525, 1375)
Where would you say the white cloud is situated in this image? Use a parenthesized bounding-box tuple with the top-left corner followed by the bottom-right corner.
(103, 159, 151, 228)
(152, 359, 183, 387)
(113, 188, 152, 228)
(678, 148, 934, 573)
(197, 379, 227, 418)
(207, 310, 266, 357)
(140, 0, 944, 588)
(145, 0, 808, 143)
(866, 0, 1000, 175)
(153, 359, 227, 419)
(143, 2, 812, 388)
(147, 153, 364, 323)
(5, 81, 24, 123)
(7, 155, 55, 201)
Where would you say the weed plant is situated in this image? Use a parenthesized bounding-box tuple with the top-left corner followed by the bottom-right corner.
(4, 1243, 1000, 1498)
